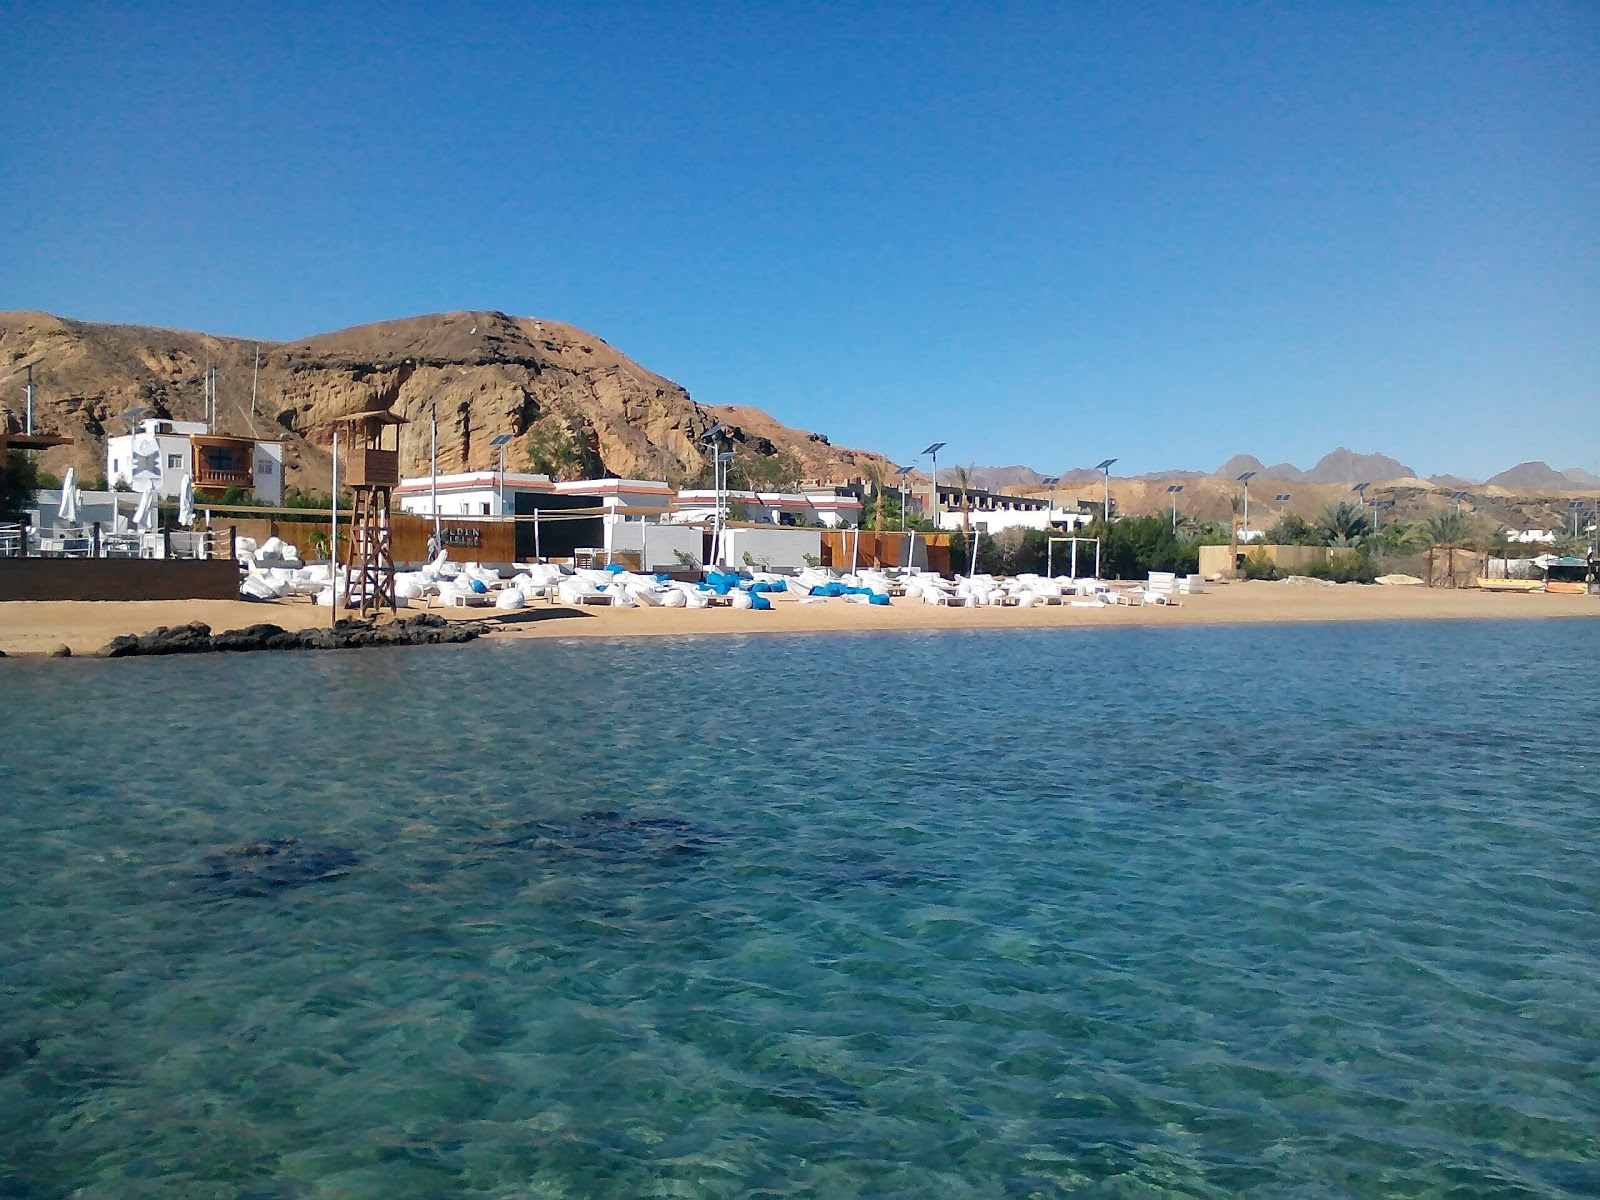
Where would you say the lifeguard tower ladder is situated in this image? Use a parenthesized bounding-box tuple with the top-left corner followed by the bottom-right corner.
(332, 410, 406, 618)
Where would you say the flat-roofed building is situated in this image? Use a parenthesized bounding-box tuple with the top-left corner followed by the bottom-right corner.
(106, 419, 283, 505)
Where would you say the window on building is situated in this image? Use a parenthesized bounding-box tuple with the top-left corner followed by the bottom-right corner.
(258, 460, 274, 475)
(481, 502, 491, 515)
(166, 454, 183, 469)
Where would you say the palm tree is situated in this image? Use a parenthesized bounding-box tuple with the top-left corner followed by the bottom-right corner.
(864, 461, 887, 533)
(1317, 500, 1369, 545)
(1421, 508, 1473, 547)
(1370, 519, 1421, 556)
(953, 465, 972, 532)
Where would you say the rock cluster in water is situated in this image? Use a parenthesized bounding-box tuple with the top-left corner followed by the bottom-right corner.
(195, 836, 361, 900)
(101, 613, 486, 657)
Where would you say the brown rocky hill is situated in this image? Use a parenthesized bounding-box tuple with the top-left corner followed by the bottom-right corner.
(0, 309, 886, 492)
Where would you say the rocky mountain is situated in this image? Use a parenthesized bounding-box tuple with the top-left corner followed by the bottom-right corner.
(0, 310, 888, 491)
(1486, 461, 1597, 492)
(962, 465, 1048, 492)
(1300, 448, 1415, 484)
(1215, 455, 1304, 481)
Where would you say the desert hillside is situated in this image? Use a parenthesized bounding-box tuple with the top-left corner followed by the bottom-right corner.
(0, 310, 888, 492)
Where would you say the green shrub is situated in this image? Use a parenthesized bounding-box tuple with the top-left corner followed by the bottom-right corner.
(1300, 551, 1375, 584)
(1, 450, 42, 518)
(1241, 550, 1284, 580)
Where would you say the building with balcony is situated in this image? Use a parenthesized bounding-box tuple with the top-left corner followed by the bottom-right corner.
(106, 420, 284, 504)
(672, 486, 864, 528)
(929, 484, 1089, 533)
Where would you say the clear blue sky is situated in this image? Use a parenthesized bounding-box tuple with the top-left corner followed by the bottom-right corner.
(3, 2, 1595, 479)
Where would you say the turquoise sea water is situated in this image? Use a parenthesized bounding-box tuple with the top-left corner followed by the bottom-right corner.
(1, 621, 1597, 1199)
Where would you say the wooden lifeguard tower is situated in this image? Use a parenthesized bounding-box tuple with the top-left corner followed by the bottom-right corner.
(331, 409, 405, 618)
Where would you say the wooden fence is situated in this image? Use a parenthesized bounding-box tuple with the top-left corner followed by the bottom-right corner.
(230, 515, 516, 564)
(820, 530, 952, 575)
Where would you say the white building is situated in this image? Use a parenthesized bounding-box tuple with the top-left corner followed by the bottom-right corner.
(395, 470, 555, 517)
(1504, 529, 1558, 544)
(673, 487, 863, 529)
(930, 484, 1089, 533)
(106, 419, 284, 504)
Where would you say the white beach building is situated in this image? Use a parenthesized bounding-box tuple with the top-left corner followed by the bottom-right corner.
(395, 470, 555, 517)
(930, 484, 1089, 533)
(106, 419, 284, 504)
(673, 486, 864, 528)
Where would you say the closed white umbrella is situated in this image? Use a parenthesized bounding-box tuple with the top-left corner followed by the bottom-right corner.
(178, 474, 196, 528)
(57, 467, 81, 526)
(132, 486, 159, 532)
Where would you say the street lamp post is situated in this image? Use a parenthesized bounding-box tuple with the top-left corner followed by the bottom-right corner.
(1095, 459, 1117, 524)
(894, 465, 914, 531)
(1236, 471, 1257, 536)
(698, 423, 727, 565)
(1570, 499, 1586, 539)
(489, 432, 514, 517)
(921, 442, 946, 528)
(1040, 476, 1061, 531)
(1353, 482, 1371, 531)
(428, 401, 441, 548)
(1167, 483, 1184, 531)
(1275, 493, 1292, 521)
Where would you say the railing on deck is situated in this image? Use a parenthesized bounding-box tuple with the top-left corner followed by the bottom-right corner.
(193, 467, 253, 489)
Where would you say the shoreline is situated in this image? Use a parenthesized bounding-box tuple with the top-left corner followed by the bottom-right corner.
(1, 581, 1596, 657)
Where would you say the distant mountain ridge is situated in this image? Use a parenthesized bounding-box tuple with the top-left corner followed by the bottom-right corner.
(1487, 461, 1600, 491)
(966, 448, 1598, 495)
(1213, 448, 1416, 484)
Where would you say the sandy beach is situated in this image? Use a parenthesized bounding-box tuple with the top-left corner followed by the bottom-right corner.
(1, 580, 1595, 657)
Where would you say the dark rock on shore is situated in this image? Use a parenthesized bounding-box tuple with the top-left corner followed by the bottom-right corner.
(101, 613, 487, 658)
(104, 622, 215, 657)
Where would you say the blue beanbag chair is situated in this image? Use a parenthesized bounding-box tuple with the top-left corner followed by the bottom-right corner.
(750, 591, 772, 610)
(869, 592, 890, 605)
(469, 578, 488, 594)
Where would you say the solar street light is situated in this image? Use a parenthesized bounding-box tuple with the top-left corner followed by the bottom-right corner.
(1094, 459, 1117, 522)
(921, 442, 946, 524)
(8, 357, 45, 434)
(489, 432, 515, 516)
(1167, 483, 1184, 530)
(1237, 471, 1257, 529)
(894, 465, 913, 530)
(1041, 475, 1061, 528)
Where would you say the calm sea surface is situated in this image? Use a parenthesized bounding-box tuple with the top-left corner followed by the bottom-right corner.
(1, 621, 1597, 1199)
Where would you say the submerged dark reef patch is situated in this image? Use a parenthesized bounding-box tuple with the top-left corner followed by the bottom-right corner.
(195, 837, 361, 900)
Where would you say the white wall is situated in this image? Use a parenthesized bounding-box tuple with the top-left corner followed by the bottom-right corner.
(935, 508, 1089, 533)
(721, 527, 822, 572)
(612, 522, 704, 570)
(399, 487, 504, 517)
(252, 442, 284, 505)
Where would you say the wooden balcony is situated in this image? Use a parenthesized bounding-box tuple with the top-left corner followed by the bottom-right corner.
(346, 447, 399, 488)
(193, 465, 254, 490)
